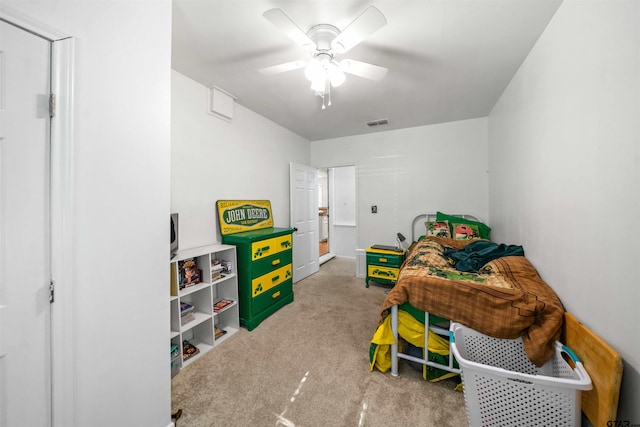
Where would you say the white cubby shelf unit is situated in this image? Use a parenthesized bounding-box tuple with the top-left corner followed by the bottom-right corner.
(170, 244, 240, 371)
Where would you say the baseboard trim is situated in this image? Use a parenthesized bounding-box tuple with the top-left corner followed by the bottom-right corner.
(320, 253, 336, 265)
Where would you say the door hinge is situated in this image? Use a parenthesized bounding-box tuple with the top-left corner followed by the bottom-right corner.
(49, 93, 56, 118)
(49, 281, 54, 303)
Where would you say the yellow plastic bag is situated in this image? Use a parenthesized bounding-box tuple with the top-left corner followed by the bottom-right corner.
(370, 310, 456, 380)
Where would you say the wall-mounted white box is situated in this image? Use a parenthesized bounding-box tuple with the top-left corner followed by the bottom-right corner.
(208, 86, 236, 121)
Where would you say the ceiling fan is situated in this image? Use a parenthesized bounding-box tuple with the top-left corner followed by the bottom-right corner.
(260, 6, 388, 108)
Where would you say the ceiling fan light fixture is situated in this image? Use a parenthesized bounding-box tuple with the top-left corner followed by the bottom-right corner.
(310, 76, 326, 93)
(306, 56, 344, 93)
(262, 7, 388, 110)
(304, 57, 323, 81)
(328, 61, 345, 87)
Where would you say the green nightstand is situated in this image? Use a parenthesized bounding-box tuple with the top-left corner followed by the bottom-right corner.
(365, 246, 406, 288)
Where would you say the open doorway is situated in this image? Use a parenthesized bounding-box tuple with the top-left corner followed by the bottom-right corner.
(318, 169, 333, 264)
(318, 166, 356, 264)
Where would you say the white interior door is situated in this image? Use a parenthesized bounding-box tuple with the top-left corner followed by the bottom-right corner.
(0, 20, 52, 427)
(290, 162, 319, 282)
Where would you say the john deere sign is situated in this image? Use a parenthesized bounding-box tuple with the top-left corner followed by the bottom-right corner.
(224, 206, 269, 224)
(217, 200, 274, 235)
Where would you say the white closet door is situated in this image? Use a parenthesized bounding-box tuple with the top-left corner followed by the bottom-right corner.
(0, 20, 52, 427)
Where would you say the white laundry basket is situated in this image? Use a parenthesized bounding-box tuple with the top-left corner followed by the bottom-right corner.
(449, 322, 592, 427)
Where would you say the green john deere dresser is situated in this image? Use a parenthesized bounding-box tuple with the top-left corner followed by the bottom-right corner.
(217, 200, 294, 331)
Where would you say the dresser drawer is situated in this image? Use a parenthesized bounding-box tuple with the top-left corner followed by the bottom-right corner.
(251, 234, 292, 261)
(251, 264, 292, 297)
(367, 264, 400, 282)
(251, 280, 293, 315)
(365, 251, 404, 267)
(252, 250, 292, 279)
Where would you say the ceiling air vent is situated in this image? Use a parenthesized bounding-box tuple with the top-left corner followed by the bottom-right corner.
(366, 118, 389, 127)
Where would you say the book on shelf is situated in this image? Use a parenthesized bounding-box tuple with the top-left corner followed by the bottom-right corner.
(212, 259, 232, 274)
(180, 302, 194, 314)
(182, 339, 200, 360)
(170, 263, 178, 296)
(178, 258, 202, 289)
(181, 313, 195, 325)
(221, 260, 232, 274)
(170, 344, 180, 359)
(182, 280, 202, 290)
(214, 327, 227, 339)
(211, 260, 224, 282)
(213, 299, 234, 312)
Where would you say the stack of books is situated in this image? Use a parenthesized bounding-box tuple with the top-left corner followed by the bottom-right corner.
(170, 344, 180, 360)
(213, 299, 234, 312)
(182, 339, 199, 360)
(170, 344, 181, 377)
(214, 326, 227, 340)
(211, 259, 224, 282)
(180, 302, 195, 325)
(221, 259, 232, 274)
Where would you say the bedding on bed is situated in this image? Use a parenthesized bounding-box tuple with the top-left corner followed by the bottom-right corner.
(377, 236, 565, 367)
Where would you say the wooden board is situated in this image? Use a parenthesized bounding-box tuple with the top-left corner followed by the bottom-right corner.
(562, 312, 623, 427)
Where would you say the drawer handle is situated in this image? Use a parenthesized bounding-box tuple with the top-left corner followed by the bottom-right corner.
(272, 291, 281, 299)
(379, 257, 388, 263)
(272, 275, 279, 282)
(272, 259, 281, 266)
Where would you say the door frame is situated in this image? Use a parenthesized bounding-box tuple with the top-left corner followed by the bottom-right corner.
(324, 165, 357, 259)
(317, 168, 334, 265)
(0, 6, 76, 426)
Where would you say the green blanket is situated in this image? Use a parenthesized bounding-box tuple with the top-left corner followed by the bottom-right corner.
(443, 240, 524, 272)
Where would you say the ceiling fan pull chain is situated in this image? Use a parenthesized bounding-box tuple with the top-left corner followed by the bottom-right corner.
(327, 82, 332, 107)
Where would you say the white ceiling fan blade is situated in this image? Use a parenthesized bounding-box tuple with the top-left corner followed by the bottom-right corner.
(331, 6, 387, 53)
(259, 60, 307, 75)
(263, 8, 316, 52)
(340, 59, 388, 81)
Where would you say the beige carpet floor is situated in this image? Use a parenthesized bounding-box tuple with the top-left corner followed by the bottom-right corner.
(171, 256, 468, 427)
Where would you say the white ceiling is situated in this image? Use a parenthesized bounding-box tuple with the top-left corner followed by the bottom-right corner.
(172, 0, 562, 141)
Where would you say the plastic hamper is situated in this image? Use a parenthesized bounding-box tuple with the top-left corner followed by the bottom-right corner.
(449, 323, 592, 427)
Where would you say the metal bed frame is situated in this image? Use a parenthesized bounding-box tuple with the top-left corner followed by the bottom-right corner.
(391, 213, 482, 377)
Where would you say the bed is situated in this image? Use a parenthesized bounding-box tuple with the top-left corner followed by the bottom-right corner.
(370, 212, 566, 380)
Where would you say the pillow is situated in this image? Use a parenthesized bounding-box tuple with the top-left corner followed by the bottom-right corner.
(451, 222, 480, 240)
(436, 211, 491, 240)
(425, 221, 451, 238)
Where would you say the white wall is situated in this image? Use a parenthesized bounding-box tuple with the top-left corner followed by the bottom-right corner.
(171, 71, 310, 250)
(311, 118, 489, 249)
(330, 166, 357, 257)
(0, 1, 173, 426)
(489, 0, 640, 422)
